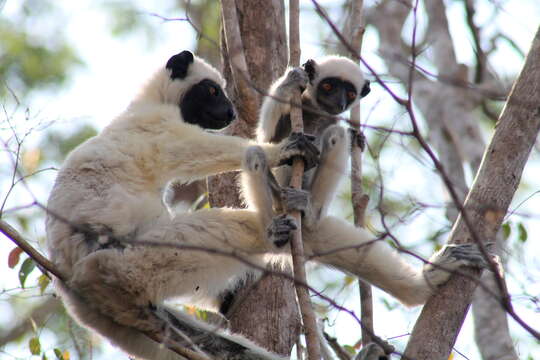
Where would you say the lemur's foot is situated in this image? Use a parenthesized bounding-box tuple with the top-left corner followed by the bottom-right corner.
(280, 187, 311, 214)
(348, 128, 366, 151)
(282, 67, 309, 91)
(279, 132, 320, 170)
(267, 214, 297, 248)
(424, 243, 497, 287)
(243, 146, 269, 173)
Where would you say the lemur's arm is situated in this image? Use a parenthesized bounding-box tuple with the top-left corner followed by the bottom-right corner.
(257, 68, 308, 143)
(148, 108, 318, 186)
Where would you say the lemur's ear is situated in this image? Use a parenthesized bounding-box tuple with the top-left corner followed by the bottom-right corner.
(361, 80, 371, 98)
(166, 51, 194, 80)
(302, 59, 317, 83)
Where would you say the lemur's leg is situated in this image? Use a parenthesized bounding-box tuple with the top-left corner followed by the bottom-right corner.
(278, 124, 350, 229)
(241, 146, 300, 249)
(306, 125, 349, 225)
(69, 209, 274, 330)
(303, 216, 491, 307)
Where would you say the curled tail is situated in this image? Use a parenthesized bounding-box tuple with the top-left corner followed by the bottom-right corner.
(54, 280, 284, 360)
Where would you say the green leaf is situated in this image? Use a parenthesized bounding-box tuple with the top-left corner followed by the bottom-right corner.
(517, 223, 528, 243)
(38, 274, 50, 294)
(29, 337, 41, 355)
(19, 257, 36, 289)
(54, 348, 64, 360)
(42, 354, 48, 360)
(501, 222, 511, 240)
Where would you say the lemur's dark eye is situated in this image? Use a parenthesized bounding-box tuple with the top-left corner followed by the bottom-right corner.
(321, 83, 332, 91)
(347, 91, 356, 100)
(209, 86, 217, 96)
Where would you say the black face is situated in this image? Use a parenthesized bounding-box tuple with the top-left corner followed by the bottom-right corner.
(316, 77, 358, 115)
(180, 79, 236, 130)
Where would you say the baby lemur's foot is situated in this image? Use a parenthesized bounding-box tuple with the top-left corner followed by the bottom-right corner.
(424, 243, 496, 287)
(279, 132, 320, 171)
(267, 214, 297, 248)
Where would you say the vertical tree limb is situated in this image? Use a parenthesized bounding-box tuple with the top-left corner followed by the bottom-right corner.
(214, 0, 300, 356)
(288, 0, 321, 358)
(220, 0, 259, 123)
(344, 0, 374, 347)
(403, 25, 540, 359)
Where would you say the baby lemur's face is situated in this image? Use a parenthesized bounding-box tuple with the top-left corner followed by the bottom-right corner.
(315, 77, 358, 115)
(303, 57, 371, 116)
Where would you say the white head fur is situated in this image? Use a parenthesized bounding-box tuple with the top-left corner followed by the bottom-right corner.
(131, 53, 226, 107)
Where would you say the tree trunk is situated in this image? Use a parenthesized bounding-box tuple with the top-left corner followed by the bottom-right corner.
(210, 0, 300, 356)
(403, 25, 540, 360)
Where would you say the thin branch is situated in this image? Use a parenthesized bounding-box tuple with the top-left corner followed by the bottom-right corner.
(288, 0, 321, 358)
(343, 0, 374, 347)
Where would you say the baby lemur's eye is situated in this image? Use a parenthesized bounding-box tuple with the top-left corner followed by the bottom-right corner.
(347, 91, 356, 100)
(321, 83, 332, 91)
(209, 86, 217, 96)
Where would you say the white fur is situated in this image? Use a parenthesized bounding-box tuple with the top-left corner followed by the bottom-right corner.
(47, 53, 468, 360)
(46, 53, 287, 360)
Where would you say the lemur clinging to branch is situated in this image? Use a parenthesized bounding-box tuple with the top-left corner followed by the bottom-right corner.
(257, 56, 371, 228)
(46, 50, 491, 360)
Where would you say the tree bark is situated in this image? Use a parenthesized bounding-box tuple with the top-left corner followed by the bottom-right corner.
(403, 25, 540, 360)
(210, 0, 300, 356)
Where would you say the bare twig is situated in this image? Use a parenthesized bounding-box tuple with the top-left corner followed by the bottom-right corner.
(287, 1, 321, 359)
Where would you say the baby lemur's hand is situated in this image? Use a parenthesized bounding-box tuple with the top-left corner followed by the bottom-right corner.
(349, 128, 366, 151)
(282, 67, 309, 92)
(279, 132, 320, 170)
(280, 187, 311, 215)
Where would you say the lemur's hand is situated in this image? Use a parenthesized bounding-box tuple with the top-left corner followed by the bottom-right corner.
(267, 214, 297, 248)
(280, 187, 311, 215)
(279, 132, 320, 170)
(281, 67, 309, 92)
(349, 128, 366, 151)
